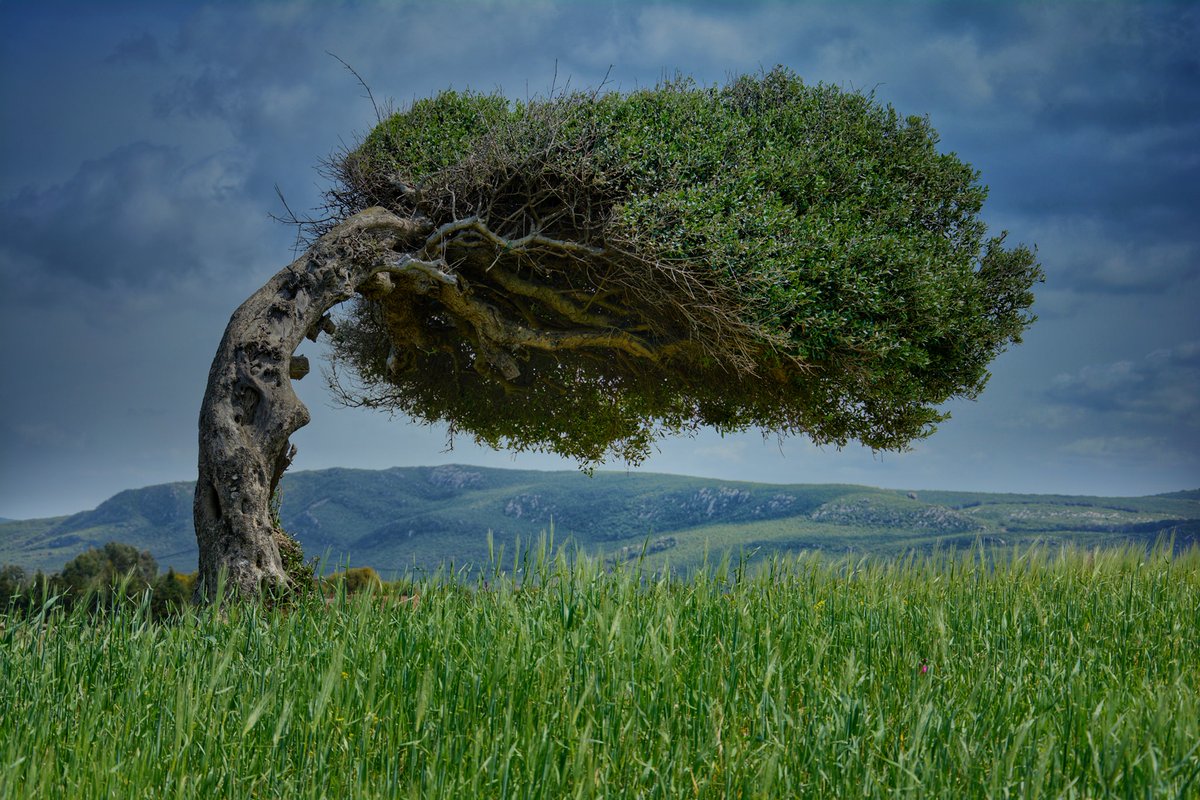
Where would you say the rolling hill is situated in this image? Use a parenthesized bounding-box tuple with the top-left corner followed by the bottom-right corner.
(1, 465, 1197, 577)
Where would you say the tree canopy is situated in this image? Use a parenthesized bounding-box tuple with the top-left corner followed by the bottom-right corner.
(318, 67, 1041, 466)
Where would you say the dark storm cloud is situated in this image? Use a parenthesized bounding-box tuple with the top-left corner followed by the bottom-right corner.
(918, 3, 1200, 136)
(1, 0, 1197, 517)
(1014, 214, 1200, 297)
(872, 5, 1200, 303)
(105, 32, 163, 66)
(1004, 340, 1200, 477)
(1029, 10, 1200, 136)
(151, 13, 316, 134)
(0, 142, 271, 297)
(1048, 342, 1200, 420)
(146, 3, 574, 138)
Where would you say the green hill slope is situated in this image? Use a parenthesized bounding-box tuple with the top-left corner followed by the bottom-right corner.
(1, 466, 1196, 576)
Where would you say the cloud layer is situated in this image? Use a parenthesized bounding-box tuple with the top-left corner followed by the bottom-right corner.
(1050, 342, 1200, 418)
(1, 1, 1197, 517)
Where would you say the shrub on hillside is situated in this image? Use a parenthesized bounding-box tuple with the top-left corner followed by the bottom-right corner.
(0, 564, 32, 612)
(149, 568, 194, 619)
(1, 544, 199, 620)
(324, 566, 384, 597)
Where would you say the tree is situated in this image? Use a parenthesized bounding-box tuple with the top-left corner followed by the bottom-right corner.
(58, 541, 157, 607)
(0, 564, 30, 612)
(150, 568, 194, 620)
(195, 68, 1041, 601)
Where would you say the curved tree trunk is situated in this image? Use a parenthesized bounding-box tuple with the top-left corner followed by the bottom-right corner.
(194, 208, 428, 601)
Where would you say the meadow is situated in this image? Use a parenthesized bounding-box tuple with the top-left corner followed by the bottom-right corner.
(1, 541, 1198, 798)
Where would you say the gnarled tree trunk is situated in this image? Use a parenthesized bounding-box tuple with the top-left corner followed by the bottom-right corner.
(194, 208, 429, 601)
(195, 201, 690, 602)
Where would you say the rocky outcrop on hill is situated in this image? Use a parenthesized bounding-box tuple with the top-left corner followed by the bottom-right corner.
(810, 498, 980, 533)
(634, 486, 812, 527)
(609, 536, 677, 563)
(426, 465, 484, 492)
(504, 493, 555, 520)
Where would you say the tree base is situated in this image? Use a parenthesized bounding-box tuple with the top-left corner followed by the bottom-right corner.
(194, 208, 428, 603)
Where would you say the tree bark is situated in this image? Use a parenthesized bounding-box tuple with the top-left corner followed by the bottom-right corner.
(194, 207, 427, 601)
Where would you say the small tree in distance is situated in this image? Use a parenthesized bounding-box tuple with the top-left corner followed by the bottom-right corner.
(195, 67, 1042, 601)
(58, 542, 158, 607)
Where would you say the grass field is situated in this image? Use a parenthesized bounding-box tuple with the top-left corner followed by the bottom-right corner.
(2, 542, 1198, 798)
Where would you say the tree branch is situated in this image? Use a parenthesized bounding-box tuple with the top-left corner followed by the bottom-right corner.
(485, 262, 619, 328)
(420, 216, 606, 261)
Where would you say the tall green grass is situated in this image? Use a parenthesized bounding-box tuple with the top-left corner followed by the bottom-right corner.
(2, 542, 1198, 798)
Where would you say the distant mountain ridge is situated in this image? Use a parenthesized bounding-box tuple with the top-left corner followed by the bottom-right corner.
(1, 465, 1197, 576)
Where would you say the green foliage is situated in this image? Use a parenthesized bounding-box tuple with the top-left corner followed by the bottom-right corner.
(268, 485, 316, 601)
(0, 542, 196, 620)
(327, 566, 382, 595)
(54, 541, 158, 610)
(354, 91, 513, 180)
(0, 564, 30, 612)
(328, 67, 1042, 464)
(272, 527, 315, 600)
(148, 568, 193, 620)
(2, 546, 1197, 798)
(0, 542, 200, 620)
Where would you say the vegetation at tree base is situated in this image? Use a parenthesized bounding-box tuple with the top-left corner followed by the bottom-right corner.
(323, 67, 1042, 466)
(0, 541, 391, 620)
(2, 543, 1196, 798)
(268, 486, 316, 596)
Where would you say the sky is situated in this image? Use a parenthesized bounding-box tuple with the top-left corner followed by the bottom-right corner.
(1, 0, 1198, 519)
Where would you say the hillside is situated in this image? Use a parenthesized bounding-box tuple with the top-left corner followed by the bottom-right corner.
(1, 465, 1197, 576)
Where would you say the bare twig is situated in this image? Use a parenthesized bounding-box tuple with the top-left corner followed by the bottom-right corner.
(327, 51, 382, 123)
